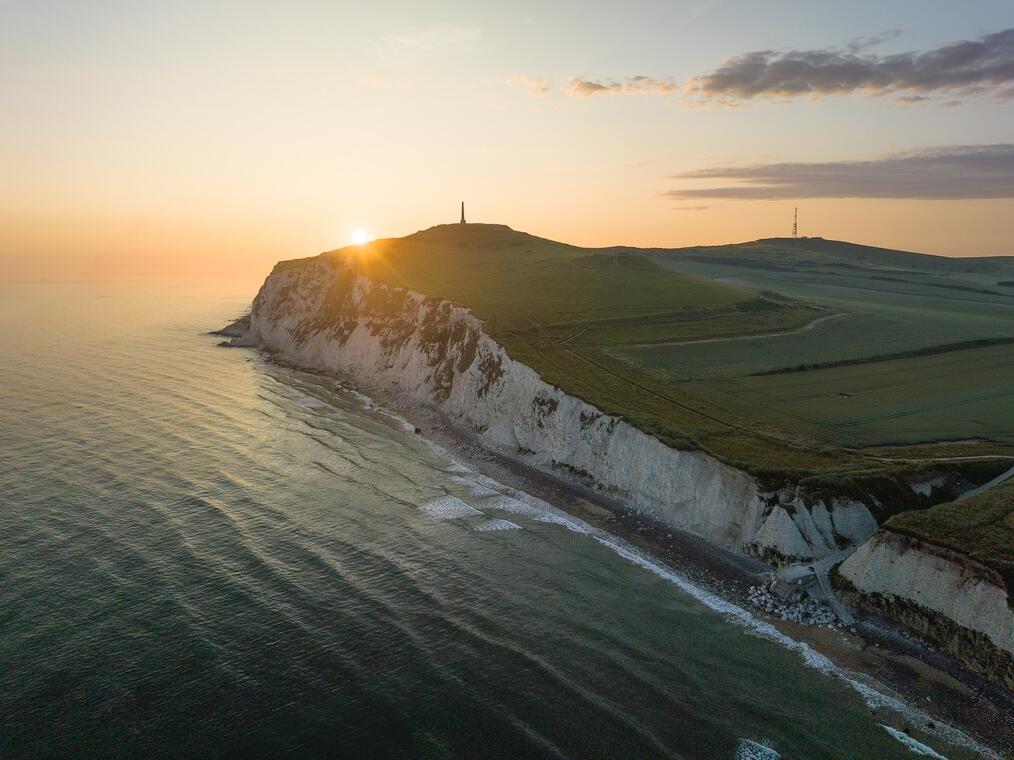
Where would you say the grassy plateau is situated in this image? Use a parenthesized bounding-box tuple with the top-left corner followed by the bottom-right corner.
(308, 223, 1014, 546)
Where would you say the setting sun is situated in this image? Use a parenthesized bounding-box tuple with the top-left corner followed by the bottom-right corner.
(351, 229, 372, 246)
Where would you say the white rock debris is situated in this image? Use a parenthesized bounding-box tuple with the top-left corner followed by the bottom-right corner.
(747, 584, 843, 628)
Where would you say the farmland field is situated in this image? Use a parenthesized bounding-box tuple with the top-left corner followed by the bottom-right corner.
(609, 292, 1014, 380)
(635, 243, 1014, 379)
(624, 237, 1014, 447)
(684, 342, 1014, 446)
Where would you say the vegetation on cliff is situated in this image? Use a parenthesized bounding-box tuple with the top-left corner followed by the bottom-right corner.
(329, 224, 843, 469)
(886, 481, 1014, 592)
(310, 224, 1011, 497)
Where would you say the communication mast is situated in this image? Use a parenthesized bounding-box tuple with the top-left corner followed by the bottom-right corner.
(792, 207, 798, 239)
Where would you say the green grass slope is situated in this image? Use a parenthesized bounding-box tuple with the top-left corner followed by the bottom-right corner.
(349, 224, 753, 329)
(296, 224, 1011, 493)
(685, 342, 1014, 447)
(326, 224, 849, 471)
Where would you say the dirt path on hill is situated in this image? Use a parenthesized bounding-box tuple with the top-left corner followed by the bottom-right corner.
(624, 310, 847, 349)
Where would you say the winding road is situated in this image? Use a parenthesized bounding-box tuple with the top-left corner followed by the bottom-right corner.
(959, 463, 1014, 499)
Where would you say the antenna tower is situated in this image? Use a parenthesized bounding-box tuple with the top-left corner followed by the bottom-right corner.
(792, 207, 798, 239)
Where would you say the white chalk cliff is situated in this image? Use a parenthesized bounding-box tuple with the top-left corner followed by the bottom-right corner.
(839, 531, 1013, 685)
(240, 252, 877, 559)
(233, 249, 1012, 683)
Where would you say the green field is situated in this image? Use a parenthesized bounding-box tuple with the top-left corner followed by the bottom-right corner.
(622, 237, 1014, 448)
(609, 297, 1014, 380)
(322, 225, 1014, 481)
(685, 343, 1014, 446)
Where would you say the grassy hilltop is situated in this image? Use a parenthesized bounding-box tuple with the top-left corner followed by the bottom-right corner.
(319, 223, 1014, 508)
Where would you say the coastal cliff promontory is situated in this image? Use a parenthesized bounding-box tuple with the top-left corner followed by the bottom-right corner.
(226, 224, 1014, 688)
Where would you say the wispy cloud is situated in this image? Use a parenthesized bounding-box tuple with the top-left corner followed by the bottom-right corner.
(667, 145, 1014, 200)
(845, 29, 902, 54)
(686, 28, 1014, 105)
(380, 25, 480, 53)
(506, 74, 549, 97)
(564, 75, 677, 97)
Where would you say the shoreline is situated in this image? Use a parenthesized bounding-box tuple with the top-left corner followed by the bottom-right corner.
(256, 350, 1014, 758)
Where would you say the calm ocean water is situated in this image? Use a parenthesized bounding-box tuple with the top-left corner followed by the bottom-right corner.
(0, 282, 989, 759)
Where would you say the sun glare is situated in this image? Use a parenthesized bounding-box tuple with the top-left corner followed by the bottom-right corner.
(351, 228, 372, 246)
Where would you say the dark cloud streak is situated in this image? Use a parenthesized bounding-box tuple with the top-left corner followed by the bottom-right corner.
(845, 29, 902, 54)
(667, 145, 1014, 200)
(687, 28, 1014, 104)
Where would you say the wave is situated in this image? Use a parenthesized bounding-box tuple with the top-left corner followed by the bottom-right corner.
(474, 519, 522, 532)
(419, 496, 484, 521)
(881, 725, 949, 759)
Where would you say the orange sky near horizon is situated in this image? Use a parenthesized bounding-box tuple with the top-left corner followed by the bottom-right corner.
(5, 197, 1014, 283)
(2, 1, 1013, 282)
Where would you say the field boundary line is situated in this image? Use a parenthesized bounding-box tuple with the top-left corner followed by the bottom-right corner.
(620, 311, 846, 349)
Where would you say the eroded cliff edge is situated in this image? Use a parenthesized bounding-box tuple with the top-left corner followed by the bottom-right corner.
(231, 250, 1012, 685)
(837, 531, 1013, 689)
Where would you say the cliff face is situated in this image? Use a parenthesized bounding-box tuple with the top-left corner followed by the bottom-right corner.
(247, 253, 775, 551)
(241, 253, 886, 561)
(241, 253, 889, 561)
(236, 251, 1014, 683)
(838, 531, 1013, 687)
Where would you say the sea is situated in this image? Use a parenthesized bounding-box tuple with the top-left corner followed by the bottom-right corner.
(0, 282, 994, 759)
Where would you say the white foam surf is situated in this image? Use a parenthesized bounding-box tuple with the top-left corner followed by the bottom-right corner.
(332, 383, 417, 432)
(481, 493, 591, 532)
(292, 392, 325, 408)
(881, 725, 949, 758)
(449, 474, 500, 497)
(474, 519, 522, 532)
(419, 496, 483, 521)
(373, 406, 417, 433)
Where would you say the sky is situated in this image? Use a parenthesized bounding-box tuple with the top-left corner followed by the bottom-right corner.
(2, 0, 1014, 280)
